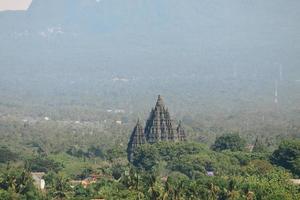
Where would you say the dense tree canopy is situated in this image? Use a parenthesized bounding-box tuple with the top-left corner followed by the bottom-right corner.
(212, 133, 246, 152)
(271, 139, 300, 176)
(0, 147, 18, 163)
(28, 156, 63, 173)
(0, 141, 300, 199)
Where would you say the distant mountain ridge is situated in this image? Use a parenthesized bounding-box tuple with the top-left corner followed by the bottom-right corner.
(0, 0, 300, 117)
(2, 0, 299, 37)
(1, 0, 299, 70)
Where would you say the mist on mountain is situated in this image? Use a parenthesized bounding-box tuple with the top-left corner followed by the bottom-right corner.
(0, 0, 300, 126)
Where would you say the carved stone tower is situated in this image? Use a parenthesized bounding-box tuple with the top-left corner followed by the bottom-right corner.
(127, 120, 146, 161)
(127, 95, 186, 161)
(144, 95, 175, 144)
(177, 121, 186, 141)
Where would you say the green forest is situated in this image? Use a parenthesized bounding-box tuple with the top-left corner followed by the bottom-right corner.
(1, 127, 300, 199)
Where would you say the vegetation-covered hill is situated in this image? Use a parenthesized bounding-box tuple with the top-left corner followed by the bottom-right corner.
(1, 139, 300, 199)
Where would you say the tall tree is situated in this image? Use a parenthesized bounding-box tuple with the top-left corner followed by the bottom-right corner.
(271, 139, 300, 176)
(212, 133, 246, 152)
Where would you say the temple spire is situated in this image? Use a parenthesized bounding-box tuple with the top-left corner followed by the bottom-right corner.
(156, 95, 165, 107)
(145, 95, 175, 143)
(128, 95, 186, 162)
(127, 119, 146, 161)
(177, 121, 187, 141)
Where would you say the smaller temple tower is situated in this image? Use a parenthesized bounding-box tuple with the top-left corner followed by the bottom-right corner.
(127, 120, 146, 161)
(252, 136, 266, 153)
(177, 121, 186, 141)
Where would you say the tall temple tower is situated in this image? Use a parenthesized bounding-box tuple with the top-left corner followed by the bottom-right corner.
(144, 95, 175, 143)
(127, 95, 186, 161)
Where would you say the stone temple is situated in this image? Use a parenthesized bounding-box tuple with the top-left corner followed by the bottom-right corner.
(127, 95, 186, 161)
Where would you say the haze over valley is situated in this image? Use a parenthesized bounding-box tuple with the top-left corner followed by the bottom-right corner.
(1, 1, 300, 199)
(1, 0, 300, 141)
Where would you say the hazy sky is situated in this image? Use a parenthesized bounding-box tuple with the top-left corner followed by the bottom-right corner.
(0, 0, 32, 11)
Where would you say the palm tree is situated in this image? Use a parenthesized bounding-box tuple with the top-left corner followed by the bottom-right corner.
(174, 181, 185, 200)
(52, 176, 70, 200)
(162, 180, 173, 200)
(15, 170, 32, 194)
(208, 183, 219, 200)
(148, 175, 166, 200)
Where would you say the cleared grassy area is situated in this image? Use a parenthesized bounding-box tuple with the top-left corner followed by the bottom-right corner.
(48, 153, 100, 177)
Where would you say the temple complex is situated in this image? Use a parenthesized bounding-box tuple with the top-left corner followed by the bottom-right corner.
(127, 95, 186, 161)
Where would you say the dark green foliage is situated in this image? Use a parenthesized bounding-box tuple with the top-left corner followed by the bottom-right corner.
(76, 167, 93, 180)
(168, 150, 241, 178)
(28, 156, 63, 173)
(66, 146, 87, 158)
(67, 145, 105, 160)
(1, 142, 300, 199)
(155, 142, 207, 161)
(106, 146, 127, 161)
(111, 164, 126, 180)
(47, 175, 71, 199)
(168, 154, 207, 178)
(74, 184, 91, 198)
(132, 144, 159, 171)
(43, 171, 56, 187)
(238, 169, 298, 200)
(0, 147, 18, 163)
(212, 133, 246, 152)
(87, 146, 105, 159)
(271, 139, 300, 176)
(0, 166, 43, 200)
(243, 159, 275, 176)
(226, 151, 271, 166)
